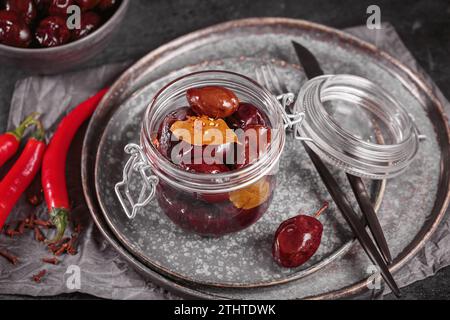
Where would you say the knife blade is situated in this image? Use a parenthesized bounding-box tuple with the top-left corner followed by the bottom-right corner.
(292, 41, 324, 78)
(291, 40, 398, 296)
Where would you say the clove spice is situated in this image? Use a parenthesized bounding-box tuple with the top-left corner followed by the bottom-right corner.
(5, 228, 20, 238)
(74, 223, 82, 234)
(34, 226, 46, 242)
(42, 257, 60, 265)
(17, 220, 26, 234)
(66, 234, 79, 255)
(0, 249, 18, 265)
(34, 219, 54, 229)
(32, 270, 47, 283)
(54, 243, 69, 256)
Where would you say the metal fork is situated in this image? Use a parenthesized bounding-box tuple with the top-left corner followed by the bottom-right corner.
(255, 64, 401, 297)
(255, 66, 309, 139)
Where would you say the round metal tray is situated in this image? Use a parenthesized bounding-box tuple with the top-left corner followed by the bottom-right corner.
(82, 18, 450, 299)
(94, 57, 386, 288)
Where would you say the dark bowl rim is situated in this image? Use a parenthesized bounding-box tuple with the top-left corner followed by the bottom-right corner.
(0, 0, 130, 53)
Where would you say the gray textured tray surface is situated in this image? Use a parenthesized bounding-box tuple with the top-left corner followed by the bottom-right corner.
(83, 18, 449, 299)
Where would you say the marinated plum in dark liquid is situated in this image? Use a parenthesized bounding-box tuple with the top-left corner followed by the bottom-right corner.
(154, 107, 194, 159)
(156, 176, 276, 236)
(227, 102, 268, 130)
(152, 85, 276, 236)
(187, 86, 239, 119)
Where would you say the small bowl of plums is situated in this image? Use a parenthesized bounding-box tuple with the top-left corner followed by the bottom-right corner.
(0, 0, 129, 74)
(116, 70, 287, 237)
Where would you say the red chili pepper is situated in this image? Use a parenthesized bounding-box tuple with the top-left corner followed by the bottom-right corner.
(42, 88, 109, 243)
(0, 113, 40, 168)
(0, 122, 46, 230)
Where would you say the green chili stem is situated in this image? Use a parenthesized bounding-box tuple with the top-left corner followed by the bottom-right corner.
(10, 112, 41, 140)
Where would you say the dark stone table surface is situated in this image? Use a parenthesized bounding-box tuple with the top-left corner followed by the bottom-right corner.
(1, 0, 449, 300)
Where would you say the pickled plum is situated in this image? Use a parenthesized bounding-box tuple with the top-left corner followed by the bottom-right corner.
(180, 160, 230, 203)
(0, 0, 122, 48)
(155, 107, 194, 158)
(35, 16, 71, 47)
(169, 141, 233, 167)
(156, 177, 276, 236)
(97, 0, 119, 11)
(34, 0, 51, 14)
(227, 102, 268, 130)
(187, 86, 239, 119)
(235, 124, 272, 169)
(229, 177, 271, 210)
(273, 203, 328, 268)
(201, 142, 234, 166)
(153, 85, 276, 236)
(169, 115, 238, 146)
(4, 0, 36, 25)
(48, 0, 75, 17)
(72, 11, 101, 40)
(180, 162, 229, 174)
(0, 10, 32, 48)
(75, 0, 100, 11)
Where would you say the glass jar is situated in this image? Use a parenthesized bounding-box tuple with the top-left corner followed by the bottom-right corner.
(116, 71, 286, 236)
(115, 71, 420, 237)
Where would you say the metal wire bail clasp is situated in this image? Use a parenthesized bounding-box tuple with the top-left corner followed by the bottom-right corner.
(276, 93, 311, 142)
(115, 143, 159, 219)
(276, 93, 303, 129)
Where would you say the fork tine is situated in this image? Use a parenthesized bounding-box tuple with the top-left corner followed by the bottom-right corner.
(263, 65, 283, 95)
(260, 65, 274, 93)
(255, 68, 265, 89)
(256, 66, 275, 94)
(261, 65, 277, 94)
(272, 66, 289, 93)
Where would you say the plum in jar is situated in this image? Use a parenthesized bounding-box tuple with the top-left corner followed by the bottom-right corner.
(151, 83, 277, 236)
(234, 124, 272, 169)
(227, 102, 268, 130)
(187, 86, 239, 119)
(154, 107, 194, 159)
(155, 176, 276, 236)
(180, 160, 230, 203)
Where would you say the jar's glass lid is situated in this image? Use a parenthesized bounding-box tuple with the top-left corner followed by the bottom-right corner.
(293, 74, 420, 179)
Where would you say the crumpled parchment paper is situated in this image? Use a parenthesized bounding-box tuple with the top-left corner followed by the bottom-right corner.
(0, 23, 449, 299)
